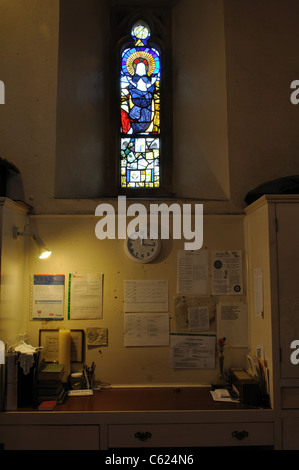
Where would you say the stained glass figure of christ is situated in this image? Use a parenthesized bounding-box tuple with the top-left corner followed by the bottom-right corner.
(120, 21, 161, 188)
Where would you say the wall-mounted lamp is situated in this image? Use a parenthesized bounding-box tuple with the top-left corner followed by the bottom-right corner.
(12, 224, 52, 259)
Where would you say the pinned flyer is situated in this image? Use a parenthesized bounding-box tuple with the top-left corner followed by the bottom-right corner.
(211, 251, 243, 295)
(31, 275, 65, 320)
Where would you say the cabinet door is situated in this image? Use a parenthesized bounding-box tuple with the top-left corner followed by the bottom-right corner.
(282, 418, 299, 449)
(276, 203, 299, 378)
(0, 425, 100, 450)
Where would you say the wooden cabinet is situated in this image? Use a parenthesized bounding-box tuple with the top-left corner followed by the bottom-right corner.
(245, 195, 299, 449)
(0, 386, 274, 450)
(0, 411, 274, 450)
(275, 202, 299, 379)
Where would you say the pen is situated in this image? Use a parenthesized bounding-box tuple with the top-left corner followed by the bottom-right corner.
(83, 365, 90, 389)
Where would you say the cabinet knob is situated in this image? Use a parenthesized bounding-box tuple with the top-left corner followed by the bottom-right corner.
(135, 431, 152, 442)
(232, 430, 249, 441)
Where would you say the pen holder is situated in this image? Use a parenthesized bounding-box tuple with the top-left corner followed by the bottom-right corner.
(69, 372, 84, 390)
(83, 364, 95, 389)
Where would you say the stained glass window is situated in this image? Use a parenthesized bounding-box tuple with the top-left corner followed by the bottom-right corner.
(120, 21, 161, 188)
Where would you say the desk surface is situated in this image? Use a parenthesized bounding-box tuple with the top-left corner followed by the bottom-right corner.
(0, 387, 275, 450)
(51, 387, 253, 412)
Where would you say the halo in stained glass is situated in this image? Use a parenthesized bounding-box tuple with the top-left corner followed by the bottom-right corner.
(126, 50, 157, 76)
(121, 47, 160, 77)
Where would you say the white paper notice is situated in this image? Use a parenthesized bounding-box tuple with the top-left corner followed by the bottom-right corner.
(254, 268, 264, 318)
(124, 280, 168, 312)
(211, 251, 243, 295)
(177, 250, 209, 294)
(170, 334, 216, 369)
(174, 296, 216, 334)
(124, 313, 169, 346)
(31, 274, 65, 320)
(188, 306, 210, 332)
(217, 303, 248, 347)
(68, 273, 103, 319)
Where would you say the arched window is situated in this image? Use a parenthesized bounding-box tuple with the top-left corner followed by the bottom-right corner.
(106, 7, 173, 198)
(120, 21, 161, 189)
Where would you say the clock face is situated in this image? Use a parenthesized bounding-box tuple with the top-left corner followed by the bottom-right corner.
(124, 232, 161, 263)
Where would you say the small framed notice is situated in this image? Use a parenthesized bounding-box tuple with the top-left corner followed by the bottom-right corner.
(39, 329, 84, 363)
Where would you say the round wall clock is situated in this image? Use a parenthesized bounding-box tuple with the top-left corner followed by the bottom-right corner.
(124, 231, 161, 263)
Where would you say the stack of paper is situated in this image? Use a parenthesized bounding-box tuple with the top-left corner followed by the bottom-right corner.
(210, 388, 239, 403)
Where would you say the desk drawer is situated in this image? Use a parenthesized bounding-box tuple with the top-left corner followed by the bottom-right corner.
(108, 422, 274, 448)
(0, 425, 100, 450)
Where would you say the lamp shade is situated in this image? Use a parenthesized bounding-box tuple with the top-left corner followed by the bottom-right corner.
(31, 230, 51, 259)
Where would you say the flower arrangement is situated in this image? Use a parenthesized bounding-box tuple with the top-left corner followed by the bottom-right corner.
(218, 337, 226, 355)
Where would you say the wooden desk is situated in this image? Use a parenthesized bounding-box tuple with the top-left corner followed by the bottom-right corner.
(56, 387, 246, 412)
(0, 387, 274, 450)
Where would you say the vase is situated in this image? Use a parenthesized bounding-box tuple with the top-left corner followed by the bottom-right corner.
(217, 355, 226, 385)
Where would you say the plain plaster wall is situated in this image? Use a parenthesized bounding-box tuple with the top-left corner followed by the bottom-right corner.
(25, 213, 246, 386)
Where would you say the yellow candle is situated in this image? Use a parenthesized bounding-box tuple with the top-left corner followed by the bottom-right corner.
(58, 328, 71, 382)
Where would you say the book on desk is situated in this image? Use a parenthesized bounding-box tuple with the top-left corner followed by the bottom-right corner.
(35, 363, 67, 405)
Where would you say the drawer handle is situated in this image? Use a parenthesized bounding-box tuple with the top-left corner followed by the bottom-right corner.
(232, 430, 249, 441)
(135, 432, 152, 442)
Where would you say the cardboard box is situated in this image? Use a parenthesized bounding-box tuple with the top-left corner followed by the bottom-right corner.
(230, 368, 260, 405)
